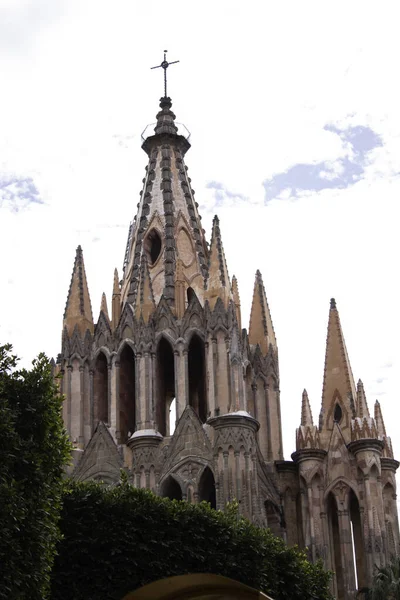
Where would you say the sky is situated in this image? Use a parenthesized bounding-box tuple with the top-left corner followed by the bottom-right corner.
(1, 0, 399, 474)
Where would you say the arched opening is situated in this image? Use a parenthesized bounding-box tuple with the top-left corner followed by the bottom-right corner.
(169, 398, 176, 436)
(383, 483, 397, 559)
(349, 489, 366, 590)
(198, 467, 216, 509)
(161, 476, 182, 501)
(334, 403, 343, 423)
(93, 352, 109, 425)
(245, 365, 255, 417)
(186, 286, 196, 305)
(144, 228, 162, 265)
(188, 335, 207, 422)
(328, 492, 344, 599)
(156, 338, 175, 437)
(119, 345, 136, 443)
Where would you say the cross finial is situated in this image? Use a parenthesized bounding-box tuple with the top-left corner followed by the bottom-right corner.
(151, 50, 179, 98)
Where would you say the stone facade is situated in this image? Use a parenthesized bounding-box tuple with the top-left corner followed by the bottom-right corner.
(57, 96, 399, 600)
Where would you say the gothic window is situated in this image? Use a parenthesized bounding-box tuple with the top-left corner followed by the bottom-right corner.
(161, 476, 182, 501)
(186, 287, 196, 305)
(168, 397, 176, 436)
(93, 352, 109, 425)
(198, 467, 216, 509)
(119, 345, 136, 443)
(349, 490, 366, 590)
(188, 335, 207, 423)
(328, 493, 344, 599)
(144, 228, 162, 266)
(334, 403, 343, 423)
(156, 337, 175, 437)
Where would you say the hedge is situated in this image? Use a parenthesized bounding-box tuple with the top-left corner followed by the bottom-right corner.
(51, 478, 333, 600)
(0, 345, 71, 600)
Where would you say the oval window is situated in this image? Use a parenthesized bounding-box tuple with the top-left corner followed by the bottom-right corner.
(144, 229, 162, 265)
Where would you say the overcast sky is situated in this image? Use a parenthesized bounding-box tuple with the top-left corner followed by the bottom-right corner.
(1, 1, 399, 473)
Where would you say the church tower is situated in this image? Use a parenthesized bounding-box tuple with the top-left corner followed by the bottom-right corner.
(292, 299, 399, 599)
(58, 78, 283, 527)
(57, 62, 399, 600)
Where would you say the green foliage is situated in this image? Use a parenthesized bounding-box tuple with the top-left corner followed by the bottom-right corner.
(0, 345, 71, 600)
(366, 555, 400, 600)
(51, 480, 333, 600)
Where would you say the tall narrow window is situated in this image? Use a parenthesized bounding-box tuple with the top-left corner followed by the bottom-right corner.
(169, 398, 176, 436)
(144, 229, 162, 265)
(245, 365, 255, 416)
(188, 335, 207, 422)
(350, 490, 366, 589)
(93, 352, 109, 425)
(119, 345, 136, 443)
(328, 493, 344, 599)
(156, 338, 175, 437)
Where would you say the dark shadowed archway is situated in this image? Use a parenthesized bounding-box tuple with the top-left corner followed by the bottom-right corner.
(188, 334, 206, 423)
(198, 467, 216, 509)
(93, 352, 109, 425)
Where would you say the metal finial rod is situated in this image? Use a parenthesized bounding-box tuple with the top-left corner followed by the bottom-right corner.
(151, 50, 179, 97)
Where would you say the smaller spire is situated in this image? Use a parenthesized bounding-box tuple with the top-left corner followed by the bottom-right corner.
(231, 275, 242, 331)
(330, 297, 336, 309)
(248, 270, 277, 354)
(112, 268, 121, 330)
(99, 292, 110, 321)
(301, 389, 314, 426)
(374, 400, 387, 437)
(205, 215, 231, 309)
(356, 379, 370, 419)
(113, 268, 120, 295)
(63, 245, 94, 335)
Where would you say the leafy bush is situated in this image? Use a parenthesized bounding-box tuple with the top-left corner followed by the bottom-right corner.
(0, 345, 71, 600)
(51, 479, 333, 600)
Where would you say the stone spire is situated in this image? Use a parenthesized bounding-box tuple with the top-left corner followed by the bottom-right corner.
(134, 255, 156, 323)
(111, 268, 121, 330)
(231, 275, 242, 331)
(319, 298, 356, 440)
(121, 96, 208, 312)
(205, 215, 231, 309)
(356, 379, 370, 419)
(375, 400, 395, 459)
(374, 400, 387, 437)
(63, 245, 94, 336)
(295, 389, 321, 452)
(248, 270, 277, 354)
(301, 389, 314, 426)
(99, 292, 110, 322)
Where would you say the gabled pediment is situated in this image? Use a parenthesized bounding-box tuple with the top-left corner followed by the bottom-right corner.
(72, 421, 122, 484)
(160, 406, 213, 476)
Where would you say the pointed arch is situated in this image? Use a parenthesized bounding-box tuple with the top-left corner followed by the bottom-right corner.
(156, 337, 175, 437)
(188, 333, 207, 423)
(349, 488, 366, 589)
(93, 351, 109, 425)
(327, 492, 344, 599)
(119, 344, 136, 443)
(198, 466, 216, 509)
(161, 475, 182, 501)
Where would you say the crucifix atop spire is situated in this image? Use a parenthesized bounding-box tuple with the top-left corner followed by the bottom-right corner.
(151, 50, 179, 97)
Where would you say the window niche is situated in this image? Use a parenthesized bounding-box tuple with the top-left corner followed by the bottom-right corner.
(144, 228, 162, 266)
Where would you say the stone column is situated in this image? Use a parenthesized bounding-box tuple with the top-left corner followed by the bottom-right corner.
(89, 368, 94, 434)
(79, 365, 84, 448)
(67, 365, 72, 436)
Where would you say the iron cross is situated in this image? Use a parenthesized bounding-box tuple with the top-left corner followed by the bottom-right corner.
(151, 50, 179, 97)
